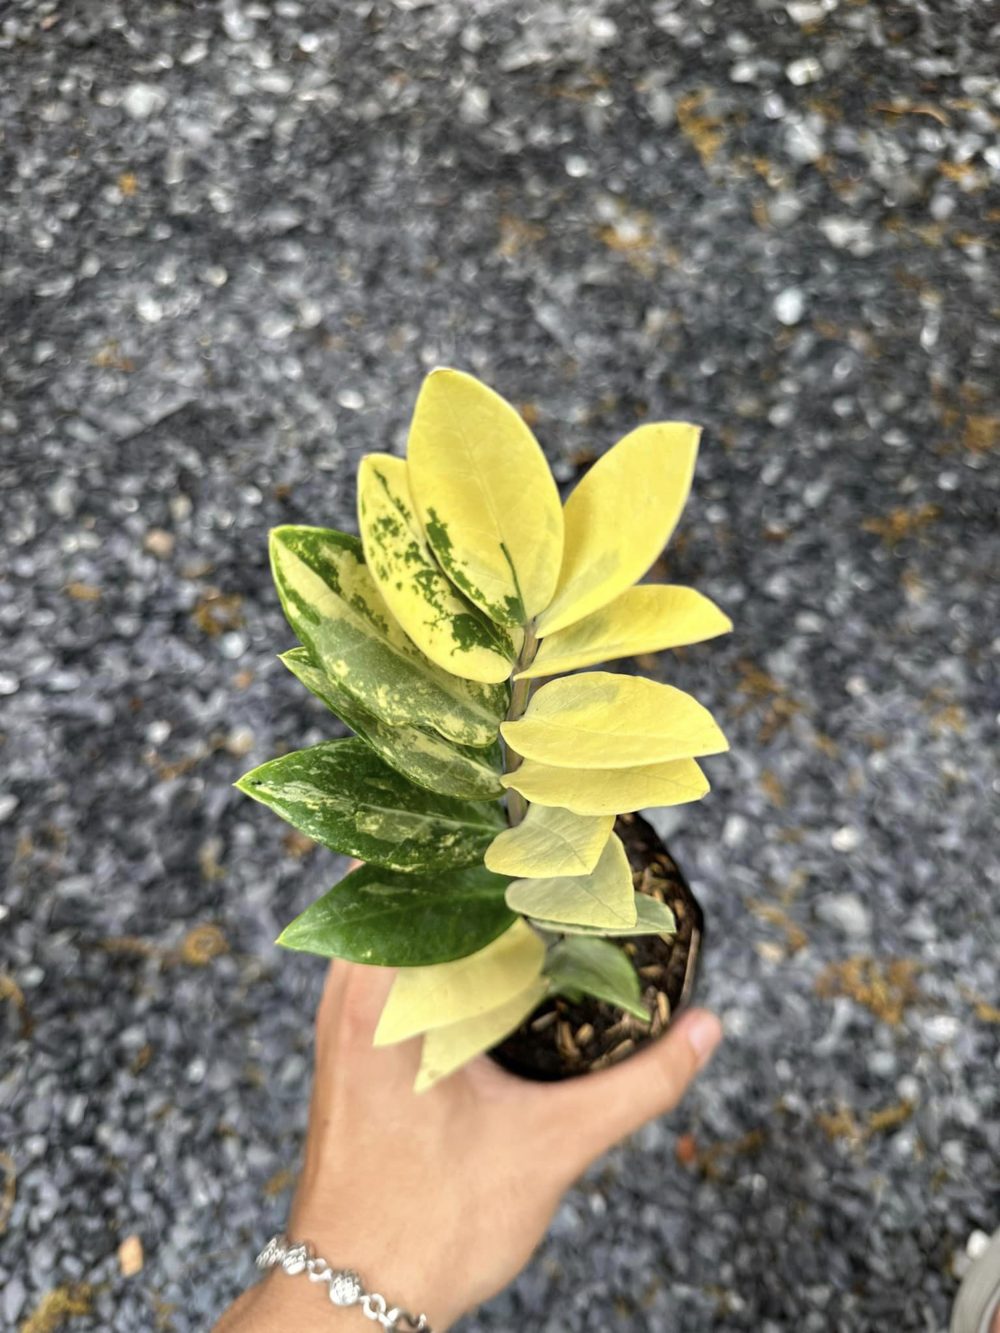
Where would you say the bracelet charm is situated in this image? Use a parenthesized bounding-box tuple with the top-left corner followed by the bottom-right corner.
(256, 1234, 431, 1331)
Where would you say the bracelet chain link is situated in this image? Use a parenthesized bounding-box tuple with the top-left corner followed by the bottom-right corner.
(256, 1235, 432, 1331)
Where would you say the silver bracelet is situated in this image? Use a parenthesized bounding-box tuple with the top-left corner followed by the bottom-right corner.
(256, 1235, 432, 1332)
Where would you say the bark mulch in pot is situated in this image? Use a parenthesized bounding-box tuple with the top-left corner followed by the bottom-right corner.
(490, 811, 705, 1081)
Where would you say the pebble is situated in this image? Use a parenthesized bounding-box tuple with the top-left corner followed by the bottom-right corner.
(815, 893, 872, 938)
(122, 83, 167, 120)
(773, 287, 807, 325)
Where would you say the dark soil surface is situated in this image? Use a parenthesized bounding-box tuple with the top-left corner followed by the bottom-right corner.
(491, 812, 704, 1081)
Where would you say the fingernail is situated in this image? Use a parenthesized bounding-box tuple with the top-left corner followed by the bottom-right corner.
(684, 1011, 723, 1068)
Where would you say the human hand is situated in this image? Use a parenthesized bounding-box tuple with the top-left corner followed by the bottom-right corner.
(217, 959, 722, 1331)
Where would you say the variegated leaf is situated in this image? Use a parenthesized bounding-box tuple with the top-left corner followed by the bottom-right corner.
(236, 737, 504, 871)
(374, 920, 545, 1045)
(504, 834, 636, 930)
(281, 649, 503, 801)
(530, 892, 676, 937)
(536, 422, 701, 636)
(545, 936, 648, 1020)
(500, 756, 709, 815)
(406, 368, 564, 625)
(278, 861, 515, 966)
(484, 804, 614, 878)
(415, 979, 549, 1092)
(516, 585, 732, 680)
(269, 525, 507, 747)
(501, 672, 728, 769)
(358, 454, 516, 684)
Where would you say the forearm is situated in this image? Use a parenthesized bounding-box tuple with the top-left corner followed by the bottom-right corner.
(214, 1273, 370, 1332)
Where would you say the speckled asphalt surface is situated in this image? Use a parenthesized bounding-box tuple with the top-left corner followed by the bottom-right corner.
(2, 2, 999, 1330)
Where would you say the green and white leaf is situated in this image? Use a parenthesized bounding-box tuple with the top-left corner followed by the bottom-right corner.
(500, 756, 709, 815)
(406, 368, 564, 625)
(236, 738, 504, 872)
(358, 454, 516, 685)
(278, 861, 515, 966)
(516, 585, 732, 680)
(501, 672, 728, 769)
(484, 804, 614, 878)
(415, 979, 550, 1092)
(531, 892, 677, 937)
(536, 422, 701, 636)
(281, 649, 503, 801)
(374, 920, 545, 1045)
(504, 833, 636, 930)
(544, 936, 649, 1021)
(269, 525, 507, 747)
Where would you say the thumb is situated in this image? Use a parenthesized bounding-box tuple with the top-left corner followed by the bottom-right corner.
(545, 1008, 723, 1174)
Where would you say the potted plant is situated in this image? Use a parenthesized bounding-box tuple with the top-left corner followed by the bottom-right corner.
(237, 369, 731, 1090)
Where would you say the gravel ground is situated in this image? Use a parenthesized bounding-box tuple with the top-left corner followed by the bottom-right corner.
(2, 2, 999, 1330)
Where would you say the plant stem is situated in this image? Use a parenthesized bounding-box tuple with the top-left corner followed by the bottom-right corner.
(503, 625, 538, 828)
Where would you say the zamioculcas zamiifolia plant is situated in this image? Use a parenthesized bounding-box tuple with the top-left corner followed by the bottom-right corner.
(238, 369, 731, 1091)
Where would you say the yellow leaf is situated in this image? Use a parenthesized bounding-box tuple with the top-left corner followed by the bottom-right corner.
(505, 834, 637, 929)
(374, 920, 545, 1045)
(415, 979, 549, 1092)
(536, 422, 700, 636)
(484, 805, 614, 877)
(516, 585, 732, 679)
(501, 672, 728, 769)
(500, 756, 709, 815)
(406, 368, 564, 626)
(358, 454, 516, 684)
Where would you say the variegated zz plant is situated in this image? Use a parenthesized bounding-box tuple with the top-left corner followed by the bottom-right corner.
(238, 369, 731, 1091)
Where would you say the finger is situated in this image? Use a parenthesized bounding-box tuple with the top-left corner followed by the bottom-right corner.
(543, 1008, 723, 1173)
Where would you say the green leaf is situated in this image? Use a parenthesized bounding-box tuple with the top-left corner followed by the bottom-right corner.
(280, 649, 503, 801)
(358, 454, 516, 684)
(530, 892, 677, 937)
(406, 368, 565, 625)
(501, 672, 729, 769)
(504, 834, 636, 929)
(269, 525, 507, 747)
(277, 861, 516, 966)
(374, 920, 545, 1045)
(236, 737, 504, 872)
(544, 936, 649, 1021)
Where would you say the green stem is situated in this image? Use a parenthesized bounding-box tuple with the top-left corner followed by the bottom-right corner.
(503, 625, 538, 827)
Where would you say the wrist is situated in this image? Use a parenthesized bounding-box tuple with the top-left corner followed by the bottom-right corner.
(216, 1271, 358, 1332)
(219, 1226, 454, 1333)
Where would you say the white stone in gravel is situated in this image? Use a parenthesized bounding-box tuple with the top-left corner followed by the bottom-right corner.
(815, 892, 871, 937)
(48, 477, 77, 516)
(773, 287, 806, 325)
(723, 813, 748, 847)
(769, 192, 803, 226)
(785, 120, 824, 162)
(820, 216, 876, 256)
(460, 85, 491, 125)
(0, 794, 19, 822)
(136, 294, 163, 324)
(644, 89, 675, 127)
(786, 57, 823, 86)
(831, 825, 861, 852)
(923, 1014, 961, 1043)
(122, 83, 167, 119)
